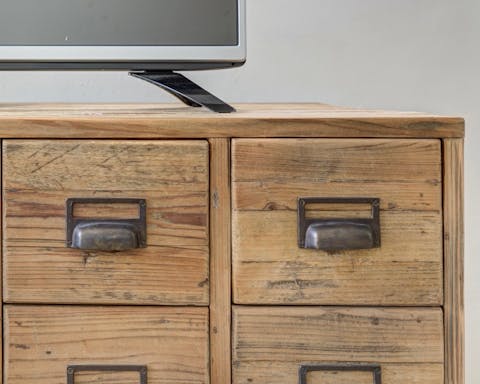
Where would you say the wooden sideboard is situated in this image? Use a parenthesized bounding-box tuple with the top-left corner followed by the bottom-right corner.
(0, 104, 464, 384)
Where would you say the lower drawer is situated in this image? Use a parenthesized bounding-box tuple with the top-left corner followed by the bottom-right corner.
(4, 306, 209, 384)
(232, 306, 444, 384)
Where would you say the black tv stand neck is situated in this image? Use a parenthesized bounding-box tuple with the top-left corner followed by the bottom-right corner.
(129, 71, 235, 113)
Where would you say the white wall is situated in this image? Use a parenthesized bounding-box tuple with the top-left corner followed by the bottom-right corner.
(0, 0, 478, 382)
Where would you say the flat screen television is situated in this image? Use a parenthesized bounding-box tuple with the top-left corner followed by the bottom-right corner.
(0, 0, 246, 112)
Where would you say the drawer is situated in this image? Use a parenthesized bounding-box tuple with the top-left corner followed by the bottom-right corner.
(232, 306, 444, 384)
(232, 139, 443, 305)
(3, 140, 209, 305)
(4, 305, 209, 384)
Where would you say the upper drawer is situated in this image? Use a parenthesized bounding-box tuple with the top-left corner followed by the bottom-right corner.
(3, 140, 209, 305)
(232, 139, 443, 305)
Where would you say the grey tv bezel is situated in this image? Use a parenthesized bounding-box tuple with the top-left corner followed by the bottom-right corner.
(0, 0, 246, 71)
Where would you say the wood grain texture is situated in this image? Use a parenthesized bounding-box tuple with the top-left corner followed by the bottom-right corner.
(232, 139, 443, 305)
(3, 140, 209, 305)
(233, 362, 443, 384)
(233, 306, 444, 384)
(4, 305, 209, 384)
(0, 104, 464, 138)
(208, 139, 231, 384)
(233, 211, 442, 305)
(73, 370, 139, 384)
(443, 139, 465, 384)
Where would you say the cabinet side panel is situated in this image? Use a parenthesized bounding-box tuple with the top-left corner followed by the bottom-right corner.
(1, 140, 2, 384)
(209, 138, 231, 384)
(443, 139, 464, 384)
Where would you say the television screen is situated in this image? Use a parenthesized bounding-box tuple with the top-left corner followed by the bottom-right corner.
(0, 0, 245, 70)
(0, 0, 238, 46)
(0, 0, 245, 111)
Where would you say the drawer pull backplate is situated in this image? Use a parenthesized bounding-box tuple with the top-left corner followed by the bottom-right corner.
(298, 197, 380, 251)
(66, 198, 147, 251)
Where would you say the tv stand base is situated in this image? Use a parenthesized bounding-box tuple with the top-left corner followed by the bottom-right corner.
(130, 71, 235, 113)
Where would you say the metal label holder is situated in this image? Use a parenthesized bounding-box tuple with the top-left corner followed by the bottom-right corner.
(67, 365, 147, 384)
(299, 363, 381, 384)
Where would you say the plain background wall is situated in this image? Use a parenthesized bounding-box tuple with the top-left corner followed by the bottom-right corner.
(0, 0, 478, 382)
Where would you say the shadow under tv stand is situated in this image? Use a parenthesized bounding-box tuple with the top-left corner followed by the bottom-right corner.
(130, 71, 235, 113)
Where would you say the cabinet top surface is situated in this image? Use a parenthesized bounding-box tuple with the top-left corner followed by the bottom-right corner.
(0, 103, 464, 138)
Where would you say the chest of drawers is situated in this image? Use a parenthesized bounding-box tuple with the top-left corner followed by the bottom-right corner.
(0, 104, 464, 384)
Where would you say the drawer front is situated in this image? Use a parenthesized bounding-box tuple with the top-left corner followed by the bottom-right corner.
(232, 306, 444, 384)
(3, 140, 209, 305)
(232, 139, 443, 305)
(4, 305, 209, 384)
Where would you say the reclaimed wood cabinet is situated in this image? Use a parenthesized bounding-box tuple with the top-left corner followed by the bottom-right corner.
(0, 104, 464, 384)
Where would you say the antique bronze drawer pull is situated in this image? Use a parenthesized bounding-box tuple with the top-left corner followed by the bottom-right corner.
(298, 197, 380, 251)
(66, 198, 147, 251)
(67, 365, 147, 384)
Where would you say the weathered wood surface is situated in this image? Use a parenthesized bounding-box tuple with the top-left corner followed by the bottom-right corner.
(4, 305, 209, 384)
(3, 140, 210, 305)
(72, 370, 139, 384)
(0, 105, 464, 384)
(0, 104, 464, 138)
(233, 139, 443, 305)
(443, 139, 465, 384)
(208, 139, 232, 384)
(233, 306, 444, 384)
(234, 362, 443, 384)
